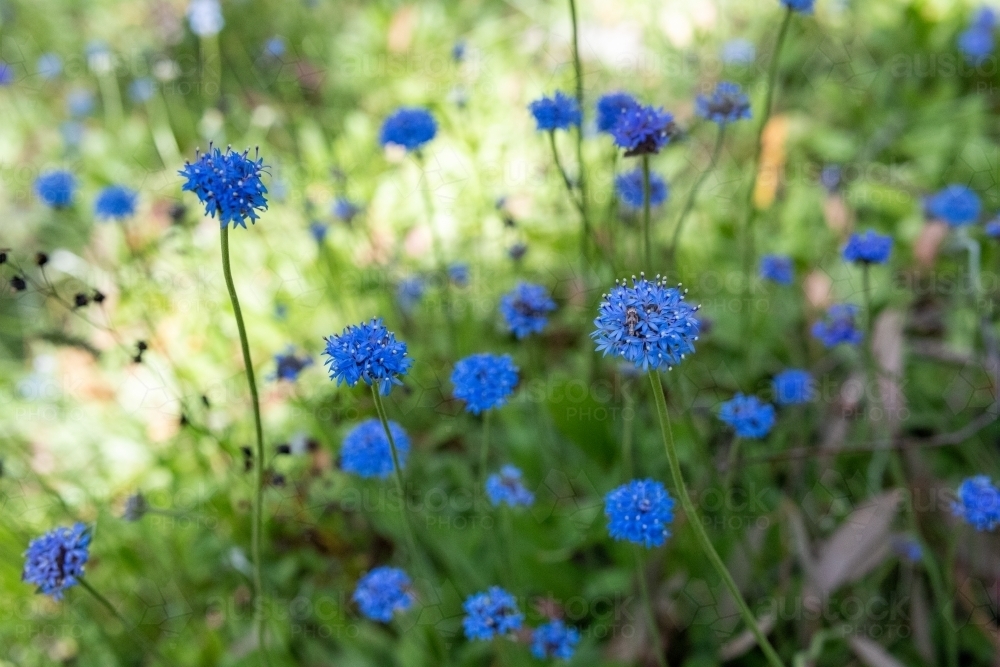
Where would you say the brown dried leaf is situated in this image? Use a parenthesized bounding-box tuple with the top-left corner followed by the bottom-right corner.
(848, 636, 906, 667)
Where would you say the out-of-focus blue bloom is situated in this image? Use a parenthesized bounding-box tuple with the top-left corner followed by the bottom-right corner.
(759, 254, 794, 285)
(721, 39, 756, 64)
(926, 185, 980, 227)
(22, 523, 90, 600)
(352, 566, 413, 622)
(451, 353, 519, 414)
(449, 263, 469, 287)
(508, 242, 528, 261)
(35, 170, 76, 208)
(179, 146, 269, 229)
(596, 92, 639, 133)
(66, 88, 94, 118)
(959, 8, 996, 63)
(820, 164, 842, 192)
(500, 283, 556, 339)
(718, 393, 776, 439)
(452, 40, 466, 62)
(611, 104, 674, 156)
(340, 419, 409, 479)
(264, 36, 286, 58)
(695, 82, 751, 125)
(94, 185, 138, 221)
(592, 275, 700, 372)
(605, 479, 675, 548)
(309, 221, 328, 243)
(953, 476, 1000, 531)
(615, 168, 668, 209)
(379, 108, 437, 152)
(773, 369, 814, 405)
(333, 197, 360, 223)
(188, 0, 224, 37)
(0, 63, 15, 86)
(397, 277, 425, 315)
(60, 122, 84, 148)
(323, 318, 413, 395)
(462, 587, 523, 640)
(986, 218, 1000, 238)
(37, 53, 62, 80)
(274, 347, 313, 381)
(129, 77, 155, 103)
(486, 465, 535, 507)
(843, 230, 892, 264)
(85, 41, 113, 74)
(528, 91, 581, 131)
(812, 304, 863, 347)
(781, 0, 815, 13)
(531, 620, 580, 660)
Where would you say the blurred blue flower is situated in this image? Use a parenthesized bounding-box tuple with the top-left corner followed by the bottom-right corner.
(486, 465, 535, 507)
(773, 369, 814, 405)
(462, 587, 523, 640)
(60, 122, 84, 149)
(352, 566, 413, 622)
(128, 77, 155, 104)
(274, 347, 313, 381)
(719, 393, 776, 439)
(452, 40, 467, 62)
(892, 536, 923, 563)
(449, 262, 469, 287)
(531, 620, 580, 660)
(37, 53, 62, 80)
(94, 185, 138, 221)
(500, 282, 556, 339)
(986, 218, 1000, 238)
(309, 221, 328, 243)
(0, 62, 15, 86)
(333, 197, 361, 223)
(611, 104, 674, 156)
(264, 36, 286, 58)
(843, 230, 892, 264)
(66, 88, 94, 118)
(340, 419, 409, 479)
(605, 479, 675, 548)
(812, 304, 863, 348)
(397, 277, 425, 315)
(759, 254, 794, 285)
(820, 164, 842, 192)
(695, 82, 751, 125)
(22, 523, 90, 600)
(85, 41, 112, 74)
(35, 170, 76, 208)
(528, 91, 581, 131)
(615, 168, 668, 209)
(953, 476, 1000, 531)
(179, 146, 269, 229)
(188, 0, 224, 37)
(959, 8, 996, 63)
(781, 0, 815, 13)
(596, 92, 639, 133)
(451, 353, 519, 414)
(721, 39, 756, 64)
(926, 184, 980, 226)
(379, 108, 437, 152)
(323, 318, 412, 395)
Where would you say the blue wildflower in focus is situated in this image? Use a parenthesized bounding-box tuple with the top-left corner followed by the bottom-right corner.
(780, 0, 815, 13)
(719, 393, 776, 439)
(592, 275, 700, 372)
(333, 197, 360, 223)
(611, 104, 675, 156)
(264, 36, 286, 58)
(959, 8, 996, 64)
(596, 92, 639, 133)
(953, 476, 1000, 531)
(759, 254, 794, 285)
(22, 523, 90, 600)
(379, 108, 437, 152)
(528, 92, 581, 131)
(721, 39, 756, 65)
(340, 419, 409, 479)
(773, 369, 814, 405)
(179, 146, 269, 229)
(397, 277, 425, 315)
(352, 566, 413, 622)
(129, 77, 155, 103)
(843, 230, 892, 264)
(37, 53, 62, 80)
(531, 620, 580, 660)
(323, 318, 413, 395)
(500, 282, 556, 339)
(449, 262, 469, 287)
(486, 465, 535, 507)
(0, 62, 14, 86)
(695, 82, 751, 125)
(94, 185, 138, 221)
(188, 0, 224, 37)
(986, 218, 1000, 238)
(66, 89, 94, 118)
(615, 168, 668, 209)
(812, 304, 863, 348)
(462, 587, 523, 640)
(605, 479, 675, 548)
(35, 170, 76, 208)
(274, 347, 313, 381)
(309, 222, 328, 243)
(451, 353, 519, 414)
(926, 185, 980, 227)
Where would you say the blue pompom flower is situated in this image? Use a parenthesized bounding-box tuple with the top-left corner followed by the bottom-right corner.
(952, 476, 1000, 531)
(780, 0, 815, 13)
(22, 523, 90, 600)
(379, 108, 437, 152)
(611, 104, 675, 156)
(274, 347, 313, 382)
(592, 275, 700, 372)
(352, 566, 414, 622)
(772, 369, 814, 405)
(462, 587, 523, 640)
(812, 304, 863, 348)
(500, 283, 557, 339)
(843, 230, 892, 264)
(695, 82, 752, 125)
(528, 92, 581, 132)
(718, 393, 776, 439)
(615, 168, 668, 209)
(94, 185, 138, 221)
(486, 465, 535, 507)
(605, 479, 675, 548)
(926, 185, 980, 227)
(451, 353, 519, 415)
(340, 419, 410, 479)
(397, 277, 425, 315)
(759, 254, 794, 285)
(179, 146, 269, 229)
(596, 92, 639, 133)
(323, 318, 413, 395)
(35, 170, 76, 208)
(531, 620, 580, 660)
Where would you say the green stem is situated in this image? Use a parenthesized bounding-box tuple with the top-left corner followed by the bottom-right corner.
(622, 384, 635, 479)
(647, 371, 785, 667)
(200, 34, 222, 110)
(634, 546, 669, 667)
(643, 154, 652, 271)
(548, 130, 581, 207)
(723, 436, 743, 504)
(78, 577, 163, 662)
(98, 73, 123, 128)
(567, 0, 590, 261)
(480, 410, 492, 488)
(668, 125, 726, 267)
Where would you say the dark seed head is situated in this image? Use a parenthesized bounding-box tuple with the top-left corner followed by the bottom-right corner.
(10, 276, 26, 291)
(35, 252, 48, 267)
(73, 293, 89, 308)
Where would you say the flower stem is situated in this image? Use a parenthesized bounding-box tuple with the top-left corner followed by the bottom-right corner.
(78, 577, 163, 662)
(634, 546, 669, 667)
(647, 371, 785, 667)
(219, 225, 269, 666)
(567, 0, 591, 261)
(668, 125, 726, 268)
(480, 410, 492, 488)
(643, 154, 652, 271)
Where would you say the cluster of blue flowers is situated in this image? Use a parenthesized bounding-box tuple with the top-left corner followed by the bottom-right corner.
(379, 108, 437, 152)
(604, 479, 675, 548)
(812, 304, 863, 348)
(500, 282, 556, 339)
(323, 318, 413, 395)
(719, 393, 776, 439)
(486, 465, 535, 507)
(615, 168, 668, 209)
(340, 419, 410, 479)
(22, 523, 90, 600)
(179, 146, 269, 228)
(953, 476, 1000, 531)
(451, 353, 519, 414)
(462, 586, 523, 640)
(352, 566, 413, 622)
(842, 230, 892, 264)
(528, 92, 581, 131)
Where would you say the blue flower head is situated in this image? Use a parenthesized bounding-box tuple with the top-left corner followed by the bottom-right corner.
(37, 53, 62, 79)
(772, 369, 814, 405)
(605, 479, 675, 548)
(309, 221, 328, 243)
(452, 353, 519, 414)
(486, 465, 535, 507)
(66, 88, 94, 117)
(129, 77, 155, 103)
(397, 277, 425, 315)
(352, 566, 413, 622)
(616, 168, 668, 209)
(611, 104, 675, 156)
(379, 108, 437, 152)
(274, 347, 313, 381)
(953, 476, 1000, 531)
(94, 185, 138, 221)
(264, 36, 286, 58)
(462, 587, 523, 640)
(179, 146, 269, 229)
(452, 40, 467, 62)
(695, 82, 751, 125)
(333, 197, 360, 223)
(926, 185, 980, 226)
(22, 523, 90, 600)
(592, 275, 700, 372)
(812, 304, 863, 347)
(500, 282, 557, 339)
(780, 0, 815, 13)
(843, 230, 892, 264)
(959, 26, 994, 63)
(340, 419, 410, 479)
(721, 39, 756, 65)
(719, 393, 776, 439)
(188, 0, 224, 37)
(531, 620, 580, 660)
(820, 165, 842, 192)
(596, 92, 639, 133)
(448, 262, 470, 287)
(323, 318, 412, 395)
(528, 91, 581, 131)
(35, 170, 76, 208)
(973, 6, 998, 29)
(759, 254, 794, 285)
(986, 218, 1000, 238)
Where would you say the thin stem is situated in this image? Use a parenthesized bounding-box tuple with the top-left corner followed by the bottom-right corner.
(634, 546, 669, 667)
(622, 384, 635, 479)
(668, 125, 726, 266)
(548, 130, 581, 207)
(723, 436, 743, 501)
(567, 0, 591, 261)
(647, 371, 786, 667)
(98, 73, 123, 128)
(200, 34, 221, 110)
(78, 577, 162, 662)
(643, 154, 652, 270)
(219, 226, 269, 666)
(480, 410, 492, 488)
(371, 386, 421, 568)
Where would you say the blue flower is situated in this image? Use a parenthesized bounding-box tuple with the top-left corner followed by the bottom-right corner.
(462, 587, 523, 640)
(352, 566, 413, 622)
(188, 0, 224, 36)
(605, 479, 675, 548)
(953, 476, 1000, 531)
(695, 81, 751, 125)
(592, 275, 700, 372)
(94, 185, 138, 221)
(379, 108, 437, 152)
(528, 92, 581, 131)
(892, 536, 923, 563)
(611, 104, 675, 156)
(274, 347, 313, 381)
(397, 277, 425, 315)
(179, 146, 269, 229)
(721, 39, 756, 65)
(531, 620, 580, 660)
(843, 230, 892, 264)
(66, 88, 94, 117)
(340, 419, 409, 479)
(772, 369, 814, 405)
(452, 40, 467, 62)
(35, 170, 76, 208)
(264, 36, 286, 58)
(780, 0, 815, 13)
(309, 222, 328, 243)
(596, 92, 639, 133)
(452, 353, 519, 414)
(959, 26, 993, 63)
(615, 168, 668, 209)
(986, 218, 1000, 238)
(0, 62, 14, 86)
(812, 304, 863, 348)
(449, 262, 469, 287)
(333, 197, 360, 223)
(926, 185, 980, 227)
(719, 393, 776, 439)
(759, 254, 794, 285)
(22, 523, 90, 600)
(129, 77, 155, 104)
(486, 465, 535, 507)
(500, 283, 556, 339)
(820, 165, 842, 192)
(323, 318, 412, 395)
(37, 53, 62, 80)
